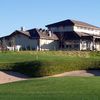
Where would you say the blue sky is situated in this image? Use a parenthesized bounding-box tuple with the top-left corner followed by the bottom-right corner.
(0, 0, 100, 36)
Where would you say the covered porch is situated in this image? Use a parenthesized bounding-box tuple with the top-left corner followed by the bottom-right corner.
(80, 36, 100, 51)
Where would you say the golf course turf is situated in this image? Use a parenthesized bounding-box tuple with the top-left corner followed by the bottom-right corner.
(0, 77, 100, 100)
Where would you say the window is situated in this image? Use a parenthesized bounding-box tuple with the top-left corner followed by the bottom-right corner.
(66, 45, 72, 49)
(74, 44, 79, 48)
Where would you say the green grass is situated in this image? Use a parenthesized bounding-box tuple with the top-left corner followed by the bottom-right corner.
(0, 51, 100, 99)
(0, 51, 100, 76)
(0, 77, 100, 100)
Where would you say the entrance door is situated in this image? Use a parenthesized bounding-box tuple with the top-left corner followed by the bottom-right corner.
(86, 41, 91, 50)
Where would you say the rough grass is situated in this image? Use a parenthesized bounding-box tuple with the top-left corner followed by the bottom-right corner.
(0, 51, 100, 77)
(0, 77, 100, 100)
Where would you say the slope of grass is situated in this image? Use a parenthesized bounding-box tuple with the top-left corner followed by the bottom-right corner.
(0, 77, 100, 100)
(0, 51, 100, 76)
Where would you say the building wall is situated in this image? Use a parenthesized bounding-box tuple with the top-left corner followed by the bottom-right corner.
(64, 39, 98, 51)
(80, 39, 100, 51)
(0, 34, 59, 51)
(48, 25, 100, 51)
(64, 40, 80, 50)
(95, 42, 100, 51)
(49, 25, 100, 36)
(15, 34, 38, 50)
(80, 40, 93, 50)
(8, 34, 39, 50)
(49, 26, 73, 32)
(74, 26, 100, 35)
(39, 39, 59, 50)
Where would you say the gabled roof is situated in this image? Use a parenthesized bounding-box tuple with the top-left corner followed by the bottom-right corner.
(71, 20, 100, 29)
(0, 30, 31, 40)
(46, 19, 100, 29)
(27, 28, 58, 40)
(12, 30, 30, 37)
(0, 28, 58, 40)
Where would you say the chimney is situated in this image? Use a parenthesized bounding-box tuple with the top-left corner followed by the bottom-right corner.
(48, 31, 52, 37)
(21, 27, 25, 31)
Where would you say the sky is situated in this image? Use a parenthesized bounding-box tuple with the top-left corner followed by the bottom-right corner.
(0, 0, 100, 37)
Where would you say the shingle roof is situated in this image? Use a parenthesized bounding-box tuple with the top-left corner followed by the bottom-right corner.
(0, 28, 59, 40)
(17, 30, 30, 37)
(37, 29, 58, 40)
(75, 32, 92, 37)
(27, 28, 58, 40)
(46, 19, 100, 29)
(71, 20, 100, 29)
(75, 31, 100, 37)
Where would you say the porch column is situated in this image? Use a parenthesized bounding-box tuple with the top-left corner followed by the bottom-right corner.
(80, 39, 82, 50)
(92, 37, 95, 50)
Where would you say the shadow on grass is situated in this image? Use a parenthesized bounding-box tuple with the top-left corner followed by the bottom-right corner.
(0, 61, 44, 77)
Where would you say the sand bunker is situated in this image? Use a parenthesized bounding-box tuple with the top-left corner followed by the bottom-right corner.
(0, 70, 100, 84)
(0, 71, 29, 84)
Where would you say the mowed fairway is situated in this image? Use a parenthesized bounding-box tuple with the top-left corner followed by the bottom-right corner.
(0, 77, 100, 100)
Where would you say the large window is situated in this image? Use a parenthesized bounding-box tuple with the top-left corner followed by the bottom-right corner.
(66, 44, 79, 50)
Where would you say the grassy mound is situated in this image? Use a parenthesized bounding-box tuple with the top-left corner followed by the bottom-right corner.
(0, 51, 100, 77)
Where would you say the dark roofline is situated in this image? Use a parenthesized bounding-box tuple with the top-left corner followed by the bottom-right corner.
(9, 30, 31, 38)
(46, 19, 100, 29)
(0, 28, 59, 40)
(0, 30, 31, 40)
(46, 19, 74, 27)
(71, 19, 100, 29)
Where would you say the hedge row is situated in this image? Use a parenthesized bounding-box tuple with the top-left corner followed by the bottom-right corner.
(0, 59, 100, 77)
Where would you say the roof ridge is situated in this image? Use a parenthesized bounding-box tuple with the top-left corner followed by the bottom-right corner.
(46, 19, 100, 29)
(70, 19, 100, 29)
